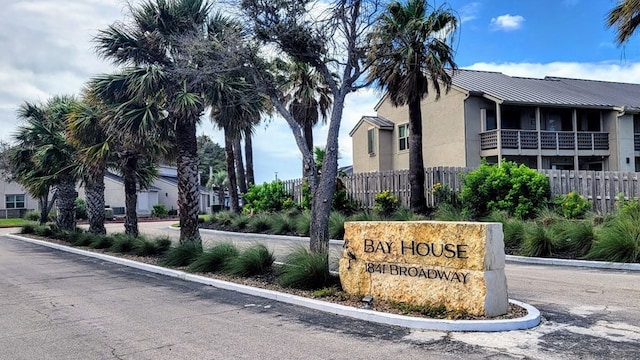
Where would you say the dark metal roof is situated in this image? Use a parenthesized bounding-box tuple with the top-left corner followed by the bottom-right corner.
(349, 115, 395, 136)
(452, 69, 640, 109)
(105, 171, 161, 191)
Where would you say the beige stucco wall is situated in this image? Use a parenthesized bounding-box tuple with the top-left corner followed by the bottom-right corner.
(375, 87, 468, 170)
(352, 125, 379, 173)
(614, 113, 635, 172)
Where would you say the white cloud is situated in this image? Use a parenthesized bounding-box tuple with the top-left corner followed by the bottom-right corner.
(490, 14, 525, 31)
(465, 61, 640, 83)
(459, 2, 481, 23)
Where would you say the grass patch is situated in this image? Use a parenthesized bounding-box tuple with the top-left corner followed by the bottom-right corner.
(230, 213, 250, 230)
(268, 213, 296, 235)
(348, 211, 383, 222)
(132, 235, 168, 256)
(188, 243, 239, 273)
(89, 235, 114, 249)
(0, 218, 37, 228)
(109, 233, 136, 253)
(554, 220, 595, 257)
(161, 240, 203, 267)
(390, 207, 426, 221)
(277, 247, 330, 289)
(295, 211, 311, 236)
(212, 211, 235, 226)
(224, 244, 274, 277)
(433, 203, 471, 221)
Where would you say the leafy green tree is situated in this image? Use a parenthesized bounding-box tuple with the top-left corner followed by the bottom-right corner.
(366, 0, 458, 214)
(197, 135, 225, 186)
(12, 96, 79, 230)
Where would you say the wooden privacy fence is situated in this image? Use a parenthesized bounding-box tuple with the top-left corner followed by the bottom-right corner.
(283, 168, 640, 214)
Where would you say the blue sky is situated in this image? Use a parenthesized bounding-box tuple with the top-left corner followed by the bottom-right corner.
(1, 0, 639, 184)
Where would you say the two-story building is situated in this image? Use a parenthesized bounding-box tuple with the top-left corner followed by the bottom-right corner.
(351, 69, 640, 173)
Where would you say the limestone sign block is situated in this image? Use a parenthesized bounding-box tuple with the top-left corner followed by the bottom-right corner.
(339, 221, 508, 317)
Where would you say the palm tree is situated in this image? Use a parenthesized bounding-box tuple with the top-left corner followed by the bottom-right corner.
(89, 71, 170, 237)
(366, 0, 458, 214)
(207, 170, 228, 210)
(281, 60, 332, 178)
(12, 96, 79, 230)
(607, 0, 640, 45)
(67, 89, 111, 234)
(95, 0, 213, 243)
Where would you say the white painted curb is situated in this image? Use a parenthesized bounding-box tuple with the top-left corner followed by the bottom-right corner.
(7, 234, 540, 332)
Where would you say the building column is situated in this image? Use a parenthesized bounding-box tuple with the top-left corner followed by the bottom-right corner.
(496, 103, 502, 165)
(573, 109, 579, 170)
(536, 107, 542, 169)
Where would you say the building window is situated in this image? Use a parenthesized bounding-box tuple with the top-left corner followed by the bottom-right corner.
(482, 108, 497, 131)
(6, 194, 25, 209)
(398, 124, 409, 151)
(367, 128, 375, 154)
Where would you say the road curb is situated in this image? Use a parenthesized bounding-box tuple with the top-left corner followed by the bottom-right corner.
(7, 234, 541, 332)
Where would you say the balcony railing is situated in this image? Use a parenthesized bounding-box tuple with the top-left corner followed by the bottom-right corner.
(635, 134, 640, 151)
(480, 130, 609, 151)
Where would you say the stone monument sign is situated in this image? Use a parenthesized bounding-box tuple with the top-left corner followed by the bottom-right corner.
(339, 221, 508, 317)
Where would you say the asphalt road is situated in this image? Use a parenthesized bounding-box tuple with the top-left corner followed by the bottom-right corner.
(2, 222, 640, 359)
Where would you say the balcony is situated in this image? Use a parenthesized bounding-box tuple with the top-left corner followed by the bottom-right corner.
(481, 130, 609, 151)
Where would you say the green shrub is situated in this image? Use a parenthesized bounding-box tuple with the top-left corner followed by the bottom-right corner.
(554, 191, 591, 219)
(110, 234, 136, 253)
(161, 241, 203, 267)
(328, 212, 347, 239)
(33, 224, 53, 237)
(332, 186, 358, 215)
(67, 231, 93, 247)
(132, 236, 167, 256)
(277, 247, 330, 289)
(89, 235, 114, 249)
(301, 179, 312, 210)
(243, 180, 294, 213)
(188, 243, 239, 273)
(151, 204, 169, 218)
(75, 198, 87, 220)
(373, 190, 399, 217)
(461, 161, 550, 219)
(390, 207, 427, 221)
(154, 236, 173, 253)
(20, 223, 37, 234)
(268, 213, 296, 234)
(224, 244, 274, 277)
(23, 210, 40, 222)
(520, 223, 558, 257)
(211, 211, 235, 226)
(588, 208, 640, 263)
(230, 213, 250, 230)
(295, 211, 311, 236)
(432, 182, 461, 207)
(349, 210, 383, 222)
(433, 203, 471, 221)
(555, 220, 595, 257)
(247, 213, 272, 233)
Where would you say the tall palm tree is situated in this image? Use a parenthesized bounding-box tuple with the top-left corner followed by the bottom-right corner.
(67, 89, 111, 234)
(281, 60, 332, 178)
(607, 0, 640, 45)
(207, 169, 228, 210)
(89, 71, 170, 237)
(366, 0, 458, 214)
(12, 96, 79, 230)
(95, 0, 212, 243)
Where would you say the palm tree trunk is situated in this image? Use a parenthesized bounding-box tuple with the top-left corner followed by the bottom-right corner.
(408, 99, 426, 214)
(224, 129, 240, 212)
(38, 191, 52, 225)
(54, 179, 77, 232)
(234, 136, 248, 194)
(176, 120, 201, 244)
(85, 168, 106, 234)
(244, 127, 255, 187)
(123, 154, 139, 237)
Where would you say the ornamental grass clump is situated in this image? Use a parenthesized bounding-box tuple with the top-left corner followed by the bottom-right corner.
(89, 234, 114, 249)
(161, 240, 203, 267)
(277, 247, 331, 289)
(247, 213, 272, 233)
(520, 223, 558, 257)
(188, 243, 239, 273)
(295, 210, 312, 236)
(268, 212, 296, 235)
(588, 203, 640, 263)
(132, 235, 168, 256)
(554, 220, 595, 257)
(328, 212, 347, 239)
(109, 233, 136, 253)
(224, 244, 274, 277)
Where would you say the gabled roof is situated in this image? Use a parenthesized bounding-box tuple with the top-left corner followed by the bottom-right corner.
(451, 69, 640, 110)
(349, 115, 395, 136)
(156, 175, 209, 194)
(104, 171, 161, 191)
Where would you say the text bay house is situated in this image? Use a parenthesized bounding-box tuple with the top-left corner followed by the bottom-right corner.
(351, 69, 640, 173)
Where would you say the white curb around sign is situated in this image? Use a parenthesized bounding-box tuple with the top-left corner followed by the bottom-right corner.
(7, 234, 540, 332)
